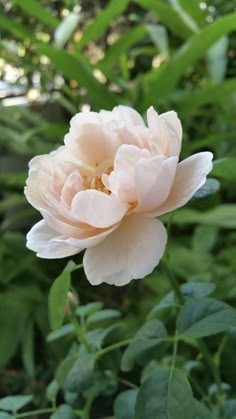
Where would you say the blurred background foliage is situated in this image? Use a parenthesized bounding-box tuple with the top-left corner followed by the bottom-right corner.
(1, 0, 236, 417)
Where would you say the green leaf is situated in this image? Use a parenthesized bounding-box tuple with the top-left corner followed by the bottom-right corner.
(211, 158, 236, 180)
(114, 389, 138, 419)
(192, 225, 218, 253)
(46, 380, 60, 402)
(207, 37, 228, 83)
(142, 13, 236, 107)
(195, 400, 216, 419)
(98, 25, 148, 69)
(50, 405, 76, 419)
(77, 0, 129, 50)
(48, 269, 71, 330)
(135, 367, 195, 419)
(0, 291, 29, 370)
(169, 0, 199, 32)
(135, 0, 194, 39)
(21, 319, 35, 377)
(147, 282, 215, 320)
(86, 309, 121, 326)
(0, 15, 35, 41)
(12, 0, 59, 28)
(0, 413, 12, 419)
(0, 395, 33, 412)
(224, 399, 236, 419)
(193, 179, 220, 199)
(35, 44, 117, 109)
(47, 324, 75, 342)
(162, 205, 236, 229)
(65, 353, 95, 393)
(76, 302, 104, 318)
(177, 298, 236, 338)
(181, 282, 216, 299)
(54, 12, 80, 48)
(176, 0, 205, 26)
(179, 78, 236, 115)
(56, 355, 78, 388)
(121, 320, 168, 372)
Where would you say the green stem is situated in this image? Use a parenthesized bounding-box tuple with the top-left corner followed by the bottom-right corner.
(198, 339, 224, 414)
(96, 339, 131, 358)
(82, 395, 94, 419)
(162, 262, 184, 304)
(15, 408, 55, 418)
(70, 315, 91, 352)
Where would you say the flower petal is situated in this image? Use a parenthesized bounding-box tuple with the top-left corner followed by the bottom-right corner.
(83, 214, 167, 286)
(147, 107, 182, 157)
(112, 105, 145, 126)
(108, 144, 150, 202)
(135, 156, 178, 214)
(26, 220, 80, 258)
(146, 152, 213, 217)
(71, 189, 129, 228)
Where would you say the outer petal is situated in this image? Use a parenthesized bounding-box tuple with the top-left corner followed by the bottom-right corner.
(26, 220, 80, 258)
(135, 156, 178, 214)
(112, 105, 145, 127)
(83, 214, 167, 286)
(146, 152, 213, 217)
(71, 189, 129, 228)
(147, 107, 182, 157)
(108, 144, 150, 202)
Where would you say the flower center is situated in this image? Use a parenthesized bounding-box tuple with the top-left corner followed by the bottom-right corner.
(90, 165, 113, 194)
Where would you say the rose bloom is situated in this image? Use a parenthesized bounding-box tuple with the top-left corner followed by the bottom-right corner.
(25, 106, 213, 286)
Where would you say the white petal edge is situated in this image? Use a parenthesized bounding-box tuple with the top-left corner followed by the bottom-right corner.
(26, 220, 80, 259)
(83, 214, 167, 286)
(145, 152, 213, 217)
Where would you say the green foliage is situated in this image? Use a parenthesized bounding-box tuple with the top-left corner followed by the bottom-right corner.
(135, 367, 195, 419)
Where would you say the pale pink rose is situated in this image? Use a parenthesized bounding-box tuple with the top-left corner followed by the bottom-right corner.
(25, 106, 213, 286)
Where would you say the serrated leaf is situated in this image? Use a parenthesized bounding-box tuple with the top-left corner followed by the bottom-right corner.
(177, 298, 236, 338)
(48, 270, 71, 330)
(65, 353, 95, 393)
(114, 389, 138, 419)
(135, 367, 195, 419)
(0, 395, 33, 412)
(121, 320, 167, 372)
